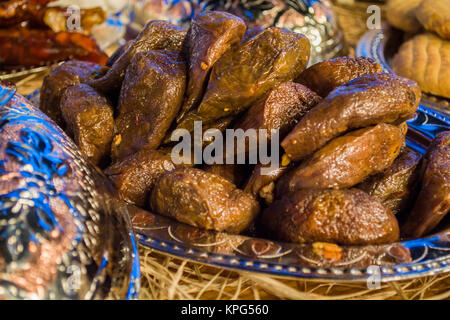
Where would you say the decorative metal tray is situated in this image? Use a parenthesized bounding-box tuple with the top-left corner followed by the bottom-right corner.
(0, 64, 58, 81)
(27, 84, 450, 283)
(133, 110, 450, 282)
(0, 82, 139, 299)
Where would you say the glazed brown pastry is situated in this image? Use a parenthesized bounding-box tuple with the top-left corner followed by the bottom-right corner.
(234, 82, 322, 141)
(105, 149, 182, 207)
(191, 82, 321, 165)
(261, 189, 400, 245)
(385, 0, 423, 33)
(150, 168, 260, 234)
(112, 50, 186, 161)
(89, 20, 186, 92)
(392, 33, 450, 99)
(398, 121, 409, 137)
(242, 26, 264, 42)
(295, 57, 382, 97)
(175, 27, 310, 133)
(178, 11, 246, 121)
(106, 40, 132, 67)
(60, 83, 114, 166)
(0, 1, 105, 30)
(402, 131, 450, 237)
(203, 164, 248, 187)
(204, 116, 235, 133)
(282, 73, 421, 161)
(40, 60, 103, 128)
(357, 147, 422, 215)
(276, 123, 405, 194)
(0, 0, 41, 27)
(415, 0, 450, 40)
(163, 115, 234, 146)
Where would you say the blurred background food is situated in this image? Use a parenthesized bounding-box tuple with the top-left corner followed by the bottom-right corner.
(384, 0, 450, 99)
(0, 0, 130, 74)
(0, 0, 106, 69)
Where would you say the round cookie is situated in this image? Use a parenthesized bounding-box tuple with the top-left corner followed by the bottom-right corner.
(415, 0, 450, 40)
(393, 33, 450, 99)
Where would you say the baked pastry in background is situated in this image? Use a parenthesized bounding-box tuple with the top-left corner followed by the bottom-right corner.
(385, 0, 423, 33)
(392, 33, 450, 99)
(415, 0, 450, 40)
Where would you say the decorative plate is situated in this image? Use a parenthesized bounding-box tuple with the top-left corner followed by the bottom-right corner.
(133, 27, 450, 280)
(129, 0, 345, 65)
(131, 108, 450, 282)
(27, 87, 450, 283)
(0, 81, 139, 299)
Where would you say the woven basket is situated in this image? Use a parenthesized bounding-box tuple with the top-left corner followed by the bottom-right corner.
(139, 247, 450, 300)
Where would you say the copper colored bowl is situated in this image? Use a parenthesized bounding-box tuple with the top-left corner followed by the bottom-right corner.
(0, 81, 139, 299)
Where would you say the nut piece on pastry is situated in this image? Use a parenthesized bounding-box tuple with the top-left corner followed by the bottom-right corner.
(40, 60, 103, 128)
(392, 32, 450, 99)
(112, 50, 186, 161)
(261, 189, 400, 245)
(385, 0, 423, 33)
(150, 168, 260, 234)
(244, 161, 295, 202)
(357, 147, 423, 215)
(282, 73, 421, 162)
(276, 123, 405, 195)
(402, 131, 450, 237)
(60, 83, 114, 166)
(415, 0, 450, 40)
(295, 56, 382, 97)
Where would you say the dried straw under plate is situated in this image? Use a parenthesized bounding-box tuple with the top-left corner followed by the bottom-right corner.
(139, 247, 450, 300)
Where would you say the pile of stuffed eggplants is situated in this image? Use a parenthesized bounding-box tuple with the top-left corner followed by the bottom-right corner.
(39, 11, 450, 246)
